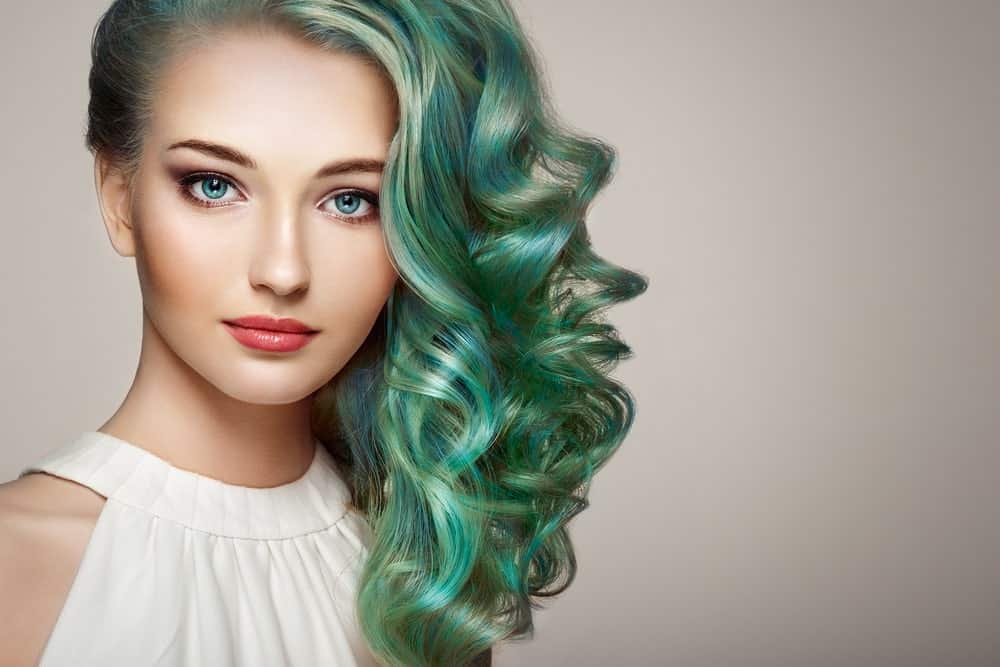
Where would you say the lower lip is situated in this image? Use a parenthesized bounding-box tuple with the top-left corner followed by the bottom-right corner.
(223, 323, 318, 352)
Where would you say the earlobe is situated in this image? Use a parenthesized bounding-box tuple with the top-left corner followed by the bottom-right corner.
(94, 155, 137, 258)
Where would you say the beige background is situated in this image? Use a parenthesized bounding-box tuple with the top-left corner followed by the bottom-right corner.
(2, 2, 998, 666)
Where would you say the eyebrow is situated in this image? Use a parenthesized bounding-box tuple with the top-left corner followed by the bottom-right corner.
(165, 139, 385, 179)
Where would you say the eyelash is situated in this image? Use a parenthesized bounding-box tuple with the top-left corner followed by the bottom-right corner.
(174, 171, 380, 224)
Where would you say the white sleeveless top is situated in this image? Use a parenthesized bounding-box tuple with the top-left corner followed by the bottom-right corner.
(18, 430, 381, 667)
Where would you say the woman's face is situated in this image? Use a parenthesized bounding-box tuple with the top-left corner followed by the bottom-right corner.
(95, 27, 400, 405)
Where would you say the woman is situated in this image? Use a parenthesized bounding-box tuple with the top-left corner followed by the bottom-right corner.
(0, 1, 647, 665)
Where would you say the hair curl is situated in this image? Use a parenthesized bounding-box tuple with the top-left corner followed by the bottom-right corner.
(86, 1, 649, 664)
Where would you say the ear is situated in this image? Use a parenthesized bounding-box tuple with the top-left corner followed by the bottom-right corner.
(94, 154, 137, 258)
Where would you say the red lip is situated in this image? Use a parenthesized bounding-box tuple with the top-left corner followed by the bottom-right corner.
(223, 323, 317, 352)
(223, 315, 318, 333)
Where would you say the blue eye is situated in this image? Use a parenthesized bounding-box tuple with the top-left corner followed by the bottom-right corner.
(323, 191, 378, 222)
(176, 173, 241, 206)
(197, 176, 231, 200)
(174, 171, 381, 224)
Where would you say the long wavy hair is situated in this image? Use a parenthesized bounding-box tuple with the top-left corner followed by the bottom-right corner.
(86, 1, 648, 664)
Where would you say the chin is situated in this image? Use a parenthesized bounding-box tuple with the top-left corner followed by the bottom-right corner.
(222, 383, 320, 406)
(200, 364, 328, 405)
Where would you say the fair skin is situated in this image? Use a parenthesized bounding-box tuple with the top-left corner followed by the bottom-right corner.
(96, 26, 400, 486)
(0, 26, 400, 665)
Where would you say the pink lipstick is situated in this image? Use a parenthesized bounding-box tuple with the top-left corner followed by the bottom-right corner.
(222, 315, 319, 353)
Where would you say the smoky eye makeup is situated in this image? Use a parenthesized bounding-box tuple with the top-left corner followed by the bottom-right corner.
(164, 164, 381, 224)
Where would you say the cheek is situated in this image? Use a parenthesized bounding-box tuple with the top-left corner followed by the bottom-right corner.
(321, 232, 399, 324)
(133, 199, 230, 316)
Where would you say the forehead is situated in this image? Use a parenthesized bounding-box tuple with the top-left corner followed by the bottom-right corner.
(149, 27, 398, 165)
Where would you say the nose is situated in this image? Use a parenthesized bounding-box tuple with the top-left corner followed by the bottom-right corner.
(247, 207, 311, 297)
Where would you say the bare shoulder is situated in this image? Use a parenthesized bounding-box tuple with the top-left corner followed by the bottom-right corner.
(0, 472, 107, 667)
(0, 471, 107, 520)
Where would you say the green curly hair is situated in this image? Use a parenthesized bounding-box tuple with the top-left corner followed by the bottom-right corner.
(86, 0, 649, 664)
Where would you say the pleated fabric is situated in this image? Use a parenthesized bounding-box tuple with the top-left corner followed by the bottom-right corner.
(18, 430, 381, 667)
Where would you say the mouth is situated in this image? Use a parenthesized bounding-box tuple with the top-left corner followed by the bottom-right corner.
(222, 314, 319, 334)
(222, 321, 319, 353)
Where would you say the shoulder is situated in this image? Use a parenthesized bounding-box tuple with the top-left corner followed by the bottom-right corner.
(0, 471, 107, 521)
(0, 472, 107, 666)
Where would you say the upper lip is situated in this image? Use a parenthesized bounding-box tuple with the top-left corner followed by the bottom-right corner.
(223, 315, 319, 333)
